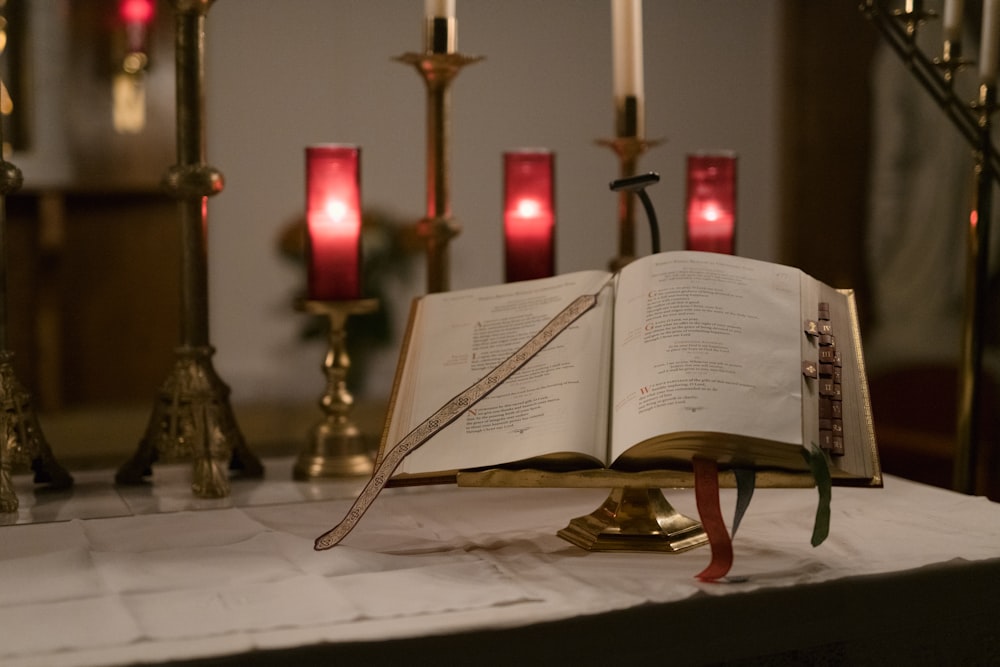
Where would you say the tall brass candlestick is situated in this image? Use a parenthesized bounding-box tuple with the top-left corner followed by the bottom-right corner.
(955, 83, 995, 495)
(116, 0, 262, 498)
(598, 100, 661, 271)
(0, 128, 72, 513)
(395, 20, 481, 294)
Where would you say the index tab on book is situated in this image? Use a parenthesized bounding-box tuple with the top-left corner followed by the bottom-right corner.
(313, 292, 599, 551)
(812, 302, 845, 458)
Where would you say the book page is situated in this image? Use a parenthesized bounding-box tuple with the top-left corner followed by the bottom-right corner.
(392, 270, 615, 475)
(610, 252, 804, 459)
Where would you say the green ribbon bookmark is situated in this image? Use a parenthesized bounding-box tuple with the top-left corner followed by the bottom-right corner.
(802, 444, 833, 547)
(731, 468, 756, 538)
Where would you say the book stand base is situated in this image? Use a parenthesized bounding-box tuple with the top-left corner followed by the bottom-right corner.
(458, 470, 719, 552)
(557, 486, 707, 553)
(459, 468, 819, 552)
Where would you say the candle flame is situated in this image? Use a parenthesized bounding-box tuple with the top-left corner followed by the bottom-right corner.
(325, 199, 349, 223)
(516, 198, 541, 217)
(701, 202, 721, 222)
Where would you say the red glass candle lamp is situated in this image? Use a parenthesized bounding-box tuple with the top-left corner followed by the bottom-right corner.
(306, 145, 362, 301)
(685, 153, 737, 255)
(119, 0, 155, 57)
(504, 150, 555, 282)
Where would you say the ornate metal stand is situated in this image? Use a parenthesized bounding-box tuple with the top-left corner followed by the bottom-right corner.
(863, 1, 999, 174)
(558, 487, 707, 553)
(0, 357, 74, 513)
(116, 0, 262, 498)
(293, 299, 378, 480)
(0, 113, 72, 512)
(861, 1, 995, 494)
(459, 467, 823, 552)
(394, 18, 482, 294)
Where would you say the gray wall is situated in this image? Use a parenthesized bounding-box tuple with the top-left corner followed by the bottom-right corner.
(17, 1, 783, 404)
(204, 1, 782, 403)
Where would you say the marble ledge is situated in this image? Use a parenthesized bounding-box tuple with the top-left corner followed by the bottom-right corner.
(3, 399, 389, 527)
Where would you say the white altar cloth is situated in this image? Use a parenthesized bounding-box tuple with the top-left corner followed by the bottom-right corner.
(1, 460, 999, 666)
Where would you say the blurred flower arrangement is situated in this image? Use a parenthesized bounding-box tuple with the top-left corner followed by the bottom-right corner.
(278, 209, 420, 394)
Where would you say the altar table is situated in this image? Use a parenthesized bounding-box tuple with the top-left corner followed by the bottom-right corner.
(2, 457, 998, 666)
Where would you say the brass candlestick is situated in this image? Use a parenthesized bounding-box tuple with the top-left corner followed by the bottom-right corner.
(116, 0, 262, 498)
(395, 18, 482, 294)
(0, 154, 72, 512)
(955, 83, 995, 494)
(598, 101, 662, 271)
(293, 299, 378, 480)
(934, 16, 971, 85)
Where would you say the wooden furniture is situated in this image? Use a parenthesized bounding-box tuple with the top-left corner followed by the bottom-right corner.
(870, 364, 1000, 501)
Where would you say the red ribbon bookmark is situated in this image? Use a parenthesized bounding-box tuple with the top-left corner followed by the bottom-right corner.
(693, 457, 733, 581)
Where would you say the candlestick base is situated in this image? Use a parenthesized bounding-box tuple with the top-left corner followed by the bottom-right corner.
(598, 135, 663, 270)
(293, 298, 379, 481)
(115, 345, 263, 498)
(0, 352, 73, 513)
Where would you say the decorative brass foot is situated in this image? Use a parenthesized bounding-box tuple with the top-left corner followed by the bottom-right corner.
(115, 345, 263, 498)
(0, 352, 73, 513)
(558, 486, 707, 553)
(293, 419, 373, 480)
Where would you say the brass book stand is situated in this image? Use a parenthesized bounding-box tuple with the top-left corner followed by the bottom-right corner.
(557, 486, 706, 553)
(458, 468, 813, 553)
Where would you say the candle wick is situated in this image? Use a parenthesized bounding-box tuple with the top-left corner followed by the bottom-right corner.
(610, 171, 661, 255)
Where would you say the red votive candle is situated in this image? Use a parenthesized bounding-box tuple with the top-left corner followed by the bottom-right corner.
(306, 144, 362, 301)
(119, 0, 155, 54)
(120, 0, 155, 25)
(504, 149, 555, 282)
(685, 152, 737, 255)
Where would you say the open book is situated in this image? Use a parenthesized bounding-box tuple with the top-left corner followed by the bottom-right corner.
(378, 251, 881, 488)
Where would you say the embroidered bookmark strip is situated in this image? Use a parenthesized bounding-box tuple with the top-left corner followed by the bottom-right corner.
(314, 293, 598, 551)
